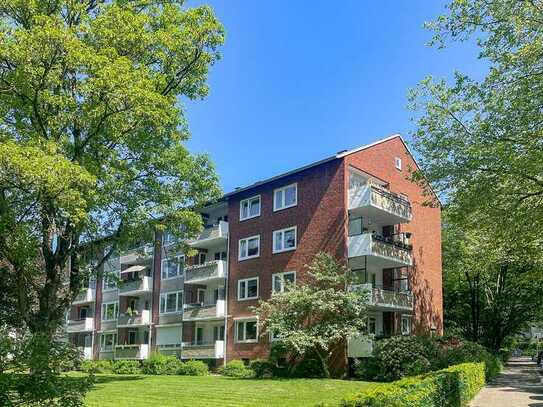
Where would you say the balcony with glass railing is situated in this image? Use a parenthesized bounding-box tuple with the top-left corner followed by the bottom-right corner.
(184, 260, 227, 284)
(188, 221, 228, 250)
(348, 232, 412, 268)
(349, 184, 412, 224)
(118, 275, 153, 296)
(183, 300, 225, 321)
(66, 317, 94, 333)
(117, 309, 151, 327)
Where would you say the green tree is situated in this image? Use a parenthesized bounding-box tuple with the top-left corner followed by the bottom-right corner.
(0, 0, 224, 401)
(254, 253, 369, 378)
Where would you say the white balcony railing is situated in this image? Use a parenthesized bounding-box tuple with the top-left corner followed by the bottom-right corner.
(188, 221, 228, 249)
(184, 260, 227, 284)
(348, 233, 412, 267)
(117, 309, 151, 327)
(114, 344, 149, 360)
(119, 244, 154, 265)
(350, 283, 413, 310)
(349, 185, 412, 223)
(66, 317, 94, 333)
(181, 340, 224, 359)
(183, 300, 225, 321)
(118, 276, 153, 296)
(73, 287, 96, 304)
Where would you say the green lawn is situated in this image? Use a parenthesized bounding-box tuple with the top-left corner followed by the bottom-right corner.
(83, 374, 370, 407)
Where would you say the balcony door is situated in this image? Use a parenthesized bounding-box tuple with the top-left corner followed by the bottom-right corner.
(196, 327, 204, 345)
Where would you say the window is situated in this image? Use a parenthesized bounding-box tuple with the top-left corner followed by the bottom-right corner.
(214, 251, 227, 261)
(197, 288, 206, 304)
(78, 307, 89, 320)
(101, 302, 118, 321)
(102, 270, 118, 291)
(160, 291, 183, 314)
(196, 327, 204, 345)
(273, 183, 297, 211)
(128, 330, 137, 345)
(348, 217, 363, 236)
(161, 256, 184, 280)
(238, 277, 259, 300)
(235, 319, 258, 343)
(100, 332, 117, 351)
(368, 317, 376, 335)
(273, 226, 297, 253)
(213, 325, 225, 341)
(198, 252, 206, 264)
(238, 235, 260, 260)
(240, 195, 261, 221)
(401, 316, 411, 335)
(395, 157, 402, 170)
(272, 271, 296, 294)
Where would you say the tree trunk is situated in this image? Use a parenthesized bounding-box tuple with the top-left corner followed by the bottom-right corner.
(315, 348, 331, 379)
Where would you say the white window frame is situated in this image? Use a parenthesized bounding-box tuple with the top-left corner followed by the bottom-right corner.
(100, 332, 117, 352)
(161, 255, 184, 280)
(395, 157, 402, 171)
(401, 315, 412, 335)
(234, 318, 259, 344)
(239, 195, 261, 221)
(272, 226, 297, 254)
(237, 277, 259, 301)
(238, 235, 260, 261)
(101, 301, 118, 321)
(272, 271, 296, 294)
(160, 290, 183, 315)
(273, 183, 298, 212)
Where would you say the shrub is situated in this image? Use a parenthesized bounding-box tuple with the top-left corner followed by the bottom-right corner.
(218, 360, 254, 378)
(340, 362, 485, 407)
(112, 360, 141, 375)
(177, 360, 209, 376)
(439, 341, 502, 381)
(80, 360, 113, 374)
(250, 359, 275, 378)
(291, 353, 326, 378)
(142, 353, 181, 375)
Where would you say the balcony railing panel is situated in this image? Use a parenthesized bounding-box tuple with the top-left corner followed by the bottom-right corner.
(73, 288, 96, 304)
(118, 276, 153, 295)
(66, 317, 94, 333)
(114, 344, 149, 359)
(181, 340, 224, 359)
(183, 300, 225, 321)
(350, 284, 413, 310)
(348, 233, 412, 267)
(184, 260, 226, 284)
(117, 310, 150, 326)
(188, 221, 228, 249)
(349, 185, 412, 223)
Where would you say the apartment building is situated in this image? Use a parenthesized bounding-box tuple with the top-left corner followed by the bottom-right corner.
(65, 134, 442, 365)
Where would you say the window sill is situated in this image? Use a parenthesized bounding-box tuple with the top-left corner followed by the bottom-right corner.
(273, 203, 297, 212)
(237, 296, 259, 302)
(239, 214, 260, 222)
(272, 246, 296, 254)
(235, 339, 258, 344)
(238, 255, 260, 262)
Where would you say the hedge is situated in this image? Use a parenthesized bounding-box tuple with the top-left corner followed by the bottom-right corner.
(339, 362, 485, 407)
(218, 360, 254, 378)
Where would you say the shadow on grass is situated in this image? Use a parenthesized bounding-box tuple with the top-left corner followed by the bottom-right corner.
(92, 374, 145, 385)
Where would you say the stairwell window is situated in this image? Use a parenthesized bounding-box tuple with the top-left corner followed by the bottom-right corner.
(235, 319, 258, 343)
(273, 183, 297, 211)
(273, 226, 297, 253)
(161, 256, 184, 280)
(395, 157, 402, 171)
(238, 277, 259, 301)
(401, 315, 412, 335)
(101, 301, 118, 321)
(160, 291, 183, 314)
(240, 195, 261, 221)
(238, 235, 260, 260)
(272, 271, 296, 293)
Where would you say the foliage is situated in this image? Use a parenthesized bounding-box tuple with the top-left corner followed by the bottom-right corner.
(249, 359, 275, 379)
(80, 360, 113, 374)
(255, 252, 369, 378)
(218, 360, 254, 378)
(142, 352, 181, 375)
(111, 360, 141, 375)
(177, 360, 209, 376)
(340, 362, 485, 407)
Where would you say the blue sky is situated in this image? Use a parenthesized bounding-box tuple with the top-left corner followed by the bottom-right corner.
(185, 1, 487, 193)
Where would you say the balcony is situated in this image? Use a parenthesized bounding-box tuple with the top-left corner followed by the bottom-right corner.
(66, 317, 94, 333)
(183, 300, 225, 321)
(119, 244, 154, 265)
(77, 346, 93, 360)
(73, 287, 95, 305)
(117, 310, 151, 327)
(184, 260, 227, 284)
(349, 185, 411, 224)
(351, 284, 413, 311)
(347, 335, 374, 358)
(181, 340, 224, 359)
(118, 276, 153, 296)
(348, 233, 412, 268)
(188, 221, 228, 250)
(115, 344, 149, 360)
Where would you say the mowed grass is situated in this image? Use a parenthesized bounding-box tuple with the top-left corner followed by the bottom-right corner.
(83, 374, 371, 407)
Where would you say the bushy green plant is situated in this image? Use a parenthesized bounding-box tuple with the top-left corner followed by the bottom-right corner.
(112, 360, 141, 375)
(80, 360, 113, 374)
(291, 353, 326, 378)
(218, 360, 254, 378)
(249, 359, 275, 378)
(340, 362, 485, 407)
(177, 360, 209, 376)
(439, 340, 502, 381)
(142, 353, 181, 375)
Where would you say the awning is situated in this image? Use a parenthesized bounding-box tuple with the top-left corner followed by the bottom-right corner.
(121, 265, 146, 274)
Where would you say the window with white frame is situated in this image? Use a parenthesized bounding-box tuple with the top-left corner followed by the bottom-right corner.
(273, 183, 297, 211)
(272, 271, 296, 293)
(235, 319, 258, 343)
(238, 277, 258, 300)
(100, 332, 117, 351)
(239, 195, 261, 221)
(161, 256, 184, 280)
(160, 291, 183, 314)
(273, 226, 297, 253)
(348, 217, 363, 236)
(101, 301, 118, 321)
(395, 157, 402, 170)
(401, 315, 411, 335)
(238, 235, 260, 260)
